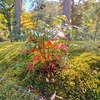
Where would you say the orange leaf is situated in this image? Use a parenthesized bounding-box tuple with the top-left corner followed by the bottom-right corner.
(38, 51, 43, 55)
(33, 56, 39, 64)
(40, 55, 45, 63)
(46, 40, 54, 48)
(48, 53, 53, 60)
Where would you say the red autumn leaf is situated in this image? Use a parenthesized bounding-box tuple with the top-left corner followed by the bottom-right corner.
(54, 55, 60, 61)
(56, 44, 63, 50)
(23, 50, 27, 56)
(39, 43, 43, 48)
(64, 35, 68, 40)
(33, 56, 39, 65)
(27, 63, 33, 74)
(30, 48, 35, 53)
(46, 40, 54, 48)
(63, 45, 68, 53)
(56, 44, 68, 53)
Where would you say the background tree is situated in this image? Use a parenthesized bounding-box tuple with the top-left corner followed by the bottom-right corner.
(0, 0, 14, 34)
(70, 0, 100, 41)
(30, 0, 61, 25)
(62, 0, 71, 25)
(12, 0, 22, 35)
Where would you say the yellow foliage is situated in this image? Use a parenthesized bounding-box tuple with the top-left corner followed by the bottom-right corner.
(21, 12, 35, 30)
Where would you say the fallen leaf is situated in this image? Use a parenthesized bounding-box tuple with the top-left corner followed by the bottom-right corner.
(51, 92, 56, 100)
(46, 77, 49, 83)
(93, 70, 98, 74)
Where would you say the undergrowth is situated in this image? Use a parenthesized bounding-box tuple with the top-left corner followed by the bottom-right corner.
(0, 41, 100, 99)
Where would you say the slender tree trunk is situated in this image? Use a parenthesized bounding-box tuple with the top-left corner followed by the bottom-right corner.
(94, 19, 99, 41)
(8, 24, 12, 34)
(71, 0, 74, 25)
(62, 0, 71, 25)
(62, 0, 71, 40)
(13, 0, 22, 35)
(11, 0, 22, 42)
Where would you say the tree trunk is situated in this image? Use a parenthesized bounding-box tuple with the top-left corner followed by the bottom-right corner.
(13, 0, 22, 34)
(62, 0, 71, 25)
(71, 0, 74, 25)
(94, 19, 99, 41)
(62, 0, 71, 40)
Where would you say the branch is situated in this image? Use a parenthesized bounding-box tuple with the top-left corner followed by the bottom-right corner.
(7, 4, 14, 11)
(0, 3, 6, 10)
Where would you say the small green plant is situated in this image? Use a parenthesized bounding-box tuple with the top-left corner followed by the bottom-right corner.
(20, 15, 69, 80)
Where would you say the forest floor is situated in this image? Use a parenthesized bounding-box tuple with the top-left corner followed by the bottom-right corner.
(0, 41, 100, 100)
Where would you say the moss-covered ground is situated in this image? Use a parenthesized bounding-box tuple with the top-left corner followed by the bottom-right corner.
(0, 41, 100, 100)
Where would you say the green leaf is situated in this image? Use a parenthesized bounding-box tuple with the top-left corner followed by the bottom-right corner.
(36, 32, 42, 37)
(26, 28, 30, 33)
(10, 62, 24, 70)
(48, 34, 56, 39)
(48, 30, 54, 35)
(31, 30, 35, 36)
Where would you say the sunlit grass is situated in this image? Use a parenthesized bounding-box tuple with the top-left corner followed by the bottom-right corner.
(68, 41, 100, 57)
(0, 42, 25, 73)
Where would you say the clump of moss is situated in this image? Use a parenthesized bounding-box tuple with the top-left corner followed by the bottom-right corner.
(6, 52, 100, 99)
(43, 52, 100, 99)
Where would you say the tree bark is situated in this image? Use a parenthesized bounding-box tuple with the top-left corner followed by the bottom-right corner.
(94, 19, 99, 41)
(62, 0, 71, 40)
(13, 0, 22, 34)
(62, 0, 71, 25)
(71, 0, 74, 25)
